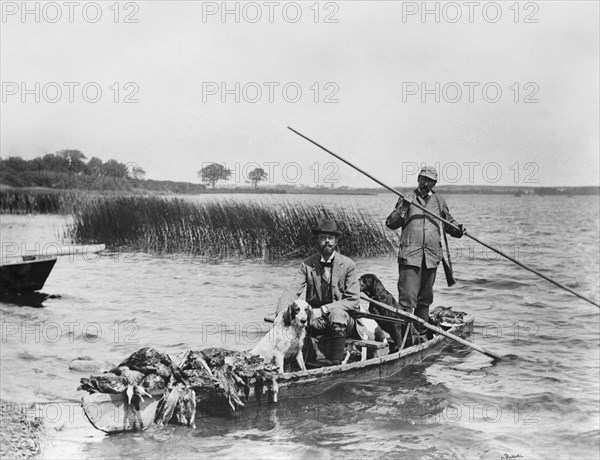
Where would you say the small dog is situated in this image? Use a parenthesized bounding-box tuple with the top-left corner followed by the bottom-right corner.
(251, 299, 311, 374)
(359, 274, 407, 352)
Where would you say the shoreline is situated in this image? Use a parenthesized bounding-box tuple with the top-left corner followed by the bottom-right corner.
(0, 399, 45, 459)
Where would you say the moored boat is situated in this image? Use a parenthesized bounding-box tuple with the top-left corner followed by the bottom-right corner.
(81, 318, 473, 434)
(0, 256, 57, 294)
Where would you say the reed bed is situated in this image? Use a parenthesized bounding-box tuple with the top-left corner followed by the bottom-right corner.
(0, 188, 92, 214)
(67, 196, 397, 260)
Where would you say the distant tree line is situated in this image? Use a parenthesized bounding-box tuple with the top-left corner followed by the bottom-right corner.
(0, 151, 212, 193)
(0, 150, 148, 190)
(198, 163, 268, 188)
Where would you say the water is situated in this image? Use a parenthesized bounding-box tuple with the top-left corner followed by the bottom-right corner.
(1, 194, 598, 459)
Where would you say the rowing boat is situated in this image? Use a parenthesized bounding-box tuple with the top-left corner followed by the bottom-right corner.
(0, 256, 57, 294)
(81, 318, 473, 433)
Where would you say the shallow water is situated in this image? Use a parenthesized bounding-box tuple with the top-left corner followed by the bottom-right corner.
(1, 194, 598, 459)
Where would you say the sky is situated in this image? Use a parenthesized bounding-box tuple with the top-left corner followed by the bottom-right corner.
(1, 0, 599, 188)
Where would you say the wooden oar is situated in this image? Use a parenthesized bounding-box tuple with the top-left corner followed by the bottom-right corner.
(288, 126, 600, 309)
(359, 294, 503, 361)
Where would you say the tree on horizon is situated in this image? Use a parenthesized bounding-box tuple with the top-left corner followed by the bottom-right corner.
(198, 163, 232, 188)
(247, 167, 268, 188)
(57, 149, 87, 174)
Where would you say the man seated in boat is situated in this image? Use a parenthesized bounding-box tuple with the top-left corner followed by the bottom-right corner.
(276, 220, 360, 365)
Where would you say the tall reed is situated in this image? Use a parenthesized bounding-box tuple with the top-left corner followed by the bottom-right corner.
(67, 196, 397, 260)
(0, 188, 93, 214)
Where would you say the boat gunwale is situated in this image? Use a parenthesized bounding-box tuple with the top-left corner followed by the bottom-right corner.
(277, 318, 473, 385)
(0, 256, 58, 267)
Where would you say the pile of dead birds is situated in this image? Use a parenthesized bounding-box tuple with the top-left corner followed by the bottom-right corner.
(78, 347, 279, 427)
(430, 306, 467, 326)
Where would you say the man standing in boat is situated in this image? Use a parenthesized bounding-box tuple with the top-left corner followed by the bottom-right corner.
(386, 166, 465, 337)
(276, 220, 360, 365)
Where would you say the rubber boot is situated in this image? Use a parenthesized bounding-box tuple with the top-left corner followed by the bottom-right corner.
(330, 323, 347, 365)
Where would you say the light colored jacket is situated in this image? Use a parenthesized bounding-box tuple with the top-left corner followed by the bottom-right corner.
(276, 252, 360, 314)
(386, 190, 461, 269)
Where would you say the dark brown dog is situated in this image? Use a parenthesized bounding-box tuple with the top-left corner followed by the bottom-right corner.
(359, 274, 408, 352)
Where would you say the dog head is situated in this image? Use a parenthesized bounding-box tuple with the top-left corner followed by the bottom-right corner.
(359, 274, 379, 296)
(359, 273, 390, 302)
(282, 299, 311, 327)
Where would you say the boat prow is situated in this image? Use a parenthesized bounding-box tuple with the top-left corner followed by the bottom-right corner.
(82, 391, 164, 434)
(0, 257, 57, 294)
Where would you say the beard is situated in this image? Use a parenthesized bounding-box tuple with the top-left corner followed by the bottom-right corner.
(321, 244, 335, 259)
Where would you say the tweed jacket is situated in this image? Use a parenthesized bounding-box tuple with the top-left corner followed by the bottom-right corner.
(276, 252, 360, 315)
(386, 189, 462, 269)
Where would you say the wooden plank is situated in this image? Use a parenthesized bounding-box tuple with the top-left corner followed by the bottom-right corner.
(345, 338, 388, 350)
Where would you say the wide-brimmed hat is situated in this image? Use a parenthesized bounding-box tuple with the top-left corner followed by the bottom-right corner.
(311, 220, 341, 236)
(418, 166, 438, 181)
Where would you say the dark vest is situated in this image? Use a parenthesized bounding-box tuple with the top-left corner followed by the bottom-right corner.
(321, 272, 333, 305)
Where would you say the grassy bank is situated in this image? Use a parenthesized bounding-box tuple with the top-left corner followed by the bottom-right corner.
(67, 196, 397, 260)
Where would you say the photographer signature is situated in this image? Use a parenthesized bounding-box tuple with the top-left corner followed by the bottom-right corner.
(501, 454, 523, 460)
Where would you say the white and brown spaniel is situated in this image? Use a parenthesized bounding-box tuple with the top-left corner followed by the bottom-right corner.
(251, 299, 311, 374)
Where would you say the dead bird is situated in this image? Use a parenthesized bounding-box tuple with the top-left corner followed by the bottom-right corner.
(79, 373, 130, 394)
(430, 306, 466, 325)
(155, 382, 185, 426)
(79, 346, 283, 428)
(174, 387, 197, 428)
(118, 347, 178, 380)
(140, 373, 167, 391)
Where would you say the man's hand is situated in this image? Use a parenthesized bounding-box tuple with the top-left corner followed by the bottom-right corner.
(398, 196, 413, 213)
(457, 224, 467, 236)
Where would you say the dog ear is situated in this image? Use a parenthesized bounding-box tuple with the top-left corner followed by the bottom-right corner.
(283, 303, 293, 326)
(359, 275, 370, 292)
(373, 277, 388, 298)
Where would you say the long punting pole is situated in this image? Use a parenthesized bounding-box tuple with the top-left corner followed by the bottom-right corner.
(288, 126, 600, 309)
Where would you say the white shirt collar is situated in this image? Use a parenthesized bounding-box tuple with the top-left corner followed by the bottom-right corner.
(320, 251, 336, 264)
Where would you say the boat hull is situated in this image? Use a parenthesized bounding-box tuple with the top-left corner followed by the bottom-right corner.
(81, 320, 473, 433)
(0, 257, 57, 293)
(274, 319, 472, 398)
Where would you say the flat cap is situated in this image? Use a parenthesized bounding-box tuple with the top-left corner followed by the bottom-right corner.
(419, 166, 438, 181)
